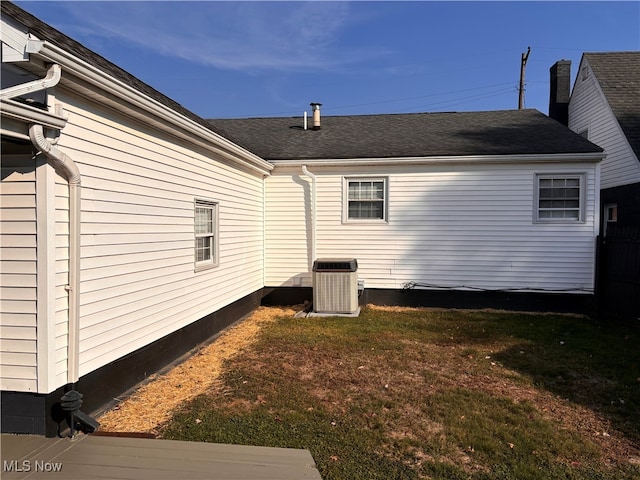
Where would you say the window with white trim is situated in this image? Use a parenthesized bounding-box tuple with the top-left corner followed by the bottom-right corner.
(194, 199, 218, 269)
(344, 177, 387, 222)
(535, 175, 584, 222)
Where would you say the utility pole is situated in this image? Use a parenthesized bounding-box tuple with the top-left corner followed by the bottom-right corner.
(518, 46, 531, 109)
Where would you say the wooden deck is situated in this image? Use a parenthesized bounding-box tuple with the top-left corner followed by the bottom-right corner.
(1, 434, 322, 479)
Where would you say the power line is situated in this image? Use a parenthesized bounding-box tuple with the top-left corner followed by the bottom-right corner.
(226, 81, 519, 118)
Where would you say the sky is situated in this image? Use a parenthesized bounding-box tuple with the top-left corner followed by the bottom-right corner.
(13, 1, 640, 119)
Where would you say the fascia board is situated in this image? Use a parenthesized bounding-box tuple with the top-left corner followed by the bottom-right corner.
(28, 41, 273, 176)
(269, 152, 605, 168)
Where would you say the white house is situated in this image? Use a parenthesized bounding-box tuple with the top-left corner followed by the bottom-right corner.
(551, 53, 640, 234)
(1, 3, 272, 436)
(1, 2, 604, 436)
(211, 110, 604, 303)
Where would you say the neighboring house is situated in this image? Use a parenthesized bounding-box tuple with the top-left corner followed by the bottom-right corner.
(552, 52, 640, 235)
(1, 2, 604, 436)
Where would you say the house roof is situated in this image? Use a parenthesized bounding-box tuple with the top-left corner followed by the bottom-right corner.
(209, 109, 603, 161)
(1, 2, 225, 138)
(583, 52, 640, 160)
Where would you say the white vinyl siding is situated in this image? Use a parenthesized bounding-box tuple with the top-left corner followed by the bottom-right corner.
(265, 162, 598, 293)
(1, 156, 38, 391)
(52, 88, 265, 382)
(569, 58, 640, 189)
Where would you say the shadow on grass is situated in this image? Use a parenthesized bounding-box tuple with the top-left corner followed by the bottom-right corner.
(479, 314, 640, 445)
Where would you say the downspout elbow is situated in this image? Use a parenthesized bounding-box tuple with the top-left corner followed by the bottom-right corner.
(29, 124, 80, 185)
(0, 64, 62, 100)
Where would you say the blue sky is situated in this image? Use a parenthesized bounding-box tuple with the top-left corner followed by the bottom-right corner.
(15, 1, 640, 119)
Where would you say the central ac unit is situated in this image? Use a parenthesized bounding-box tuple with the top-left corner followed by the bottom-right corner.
(312, 258, 358, 314)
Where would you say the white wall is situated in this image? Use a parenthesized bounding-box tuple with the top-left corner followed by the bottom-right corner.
(569, 58, 640, 190)
(265, 162, 599, 293)
(1, 155, 38, 391)
(50, 88, 265, 386)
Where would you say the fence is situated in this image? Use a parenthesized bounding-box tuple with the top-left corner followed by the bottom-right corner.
(597, 226, 640, 324)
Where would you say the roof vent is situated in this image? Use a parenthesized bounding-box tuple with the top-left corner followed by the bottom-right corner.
(310, 102, 322, 130)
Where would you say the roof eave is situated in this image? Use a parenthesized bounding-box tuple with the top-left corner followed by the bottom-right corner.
(269, 152, 606, 167)
(26, 39, 273, 176)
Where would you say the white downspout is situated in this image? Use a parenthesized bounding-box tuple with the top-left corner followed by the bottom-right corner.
(30, 124, 81, 385)
(0, 64, 61, 100)
(1, 63, 81, 384)
(301, 166, 317, 271)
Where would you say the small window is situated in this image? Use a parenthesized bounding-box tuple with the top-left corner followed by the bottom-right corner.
(344, 177, 387, 222)
(603, 204, 618, 236)
(578, 128, 589, 139)
(194, 199, 218, 270)
(535, 175, 584, 222)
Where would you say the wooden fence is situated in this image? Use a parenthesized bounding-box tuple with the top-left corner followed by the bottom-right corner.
(597, 226, 640, 324)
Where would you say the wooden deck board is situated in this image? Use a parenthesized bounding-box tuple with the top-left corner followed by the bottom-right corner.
(1, 434, 322, 479)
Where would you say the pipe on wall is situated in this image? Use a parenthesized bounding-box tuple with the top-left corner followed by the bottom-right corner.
(29, 124, 81, 384)
(301, 165, 317, 271)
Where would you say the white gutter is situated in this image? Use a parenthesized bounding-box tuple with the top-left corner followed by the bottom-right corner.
(0, 98, 68, 130)
(271, 152, 605, 168)
(26, 40, 273, 176)
(0, 64, 61, 100)
(301, 166, 317, 270)
(30, 124, 81, 384)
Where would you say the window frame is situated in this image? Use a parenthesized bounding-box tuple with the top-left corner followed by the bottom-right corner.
(534, 173, 585, 224)
(194, 198, 219, 271)
(342, 176, 389, 224)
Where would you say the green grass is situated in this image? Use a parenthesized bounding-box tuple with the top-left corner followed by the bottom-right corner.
(161, 306, 640, 479)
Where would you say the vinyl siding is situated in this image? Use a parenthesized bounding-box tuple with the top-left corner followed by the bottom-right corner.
(265, 162, 598, 293)
(54, 89, 265, 381)
(1, 157, 38, 392)
(569, 58, 640, 189)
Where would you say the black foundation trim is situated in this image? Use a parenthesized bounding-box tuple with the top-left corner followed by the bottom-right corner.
(1, 290, 262, 437)
(263, 286, 595, 316)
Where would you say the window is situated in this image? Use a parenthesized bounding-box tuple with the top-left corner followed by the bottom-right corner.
(578, 128, 589, 139)
(194, 199, 218, 269)
(603, 204, 618, 236)
(344, 177, 387, 222)
(535, 175, 584, 222)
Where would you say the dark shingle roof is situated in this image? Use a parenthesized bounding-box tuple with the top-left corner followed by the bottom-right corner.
(209, 109, 603, 161)
(584, 52, 640, 160)
(1, 2, 225, 137)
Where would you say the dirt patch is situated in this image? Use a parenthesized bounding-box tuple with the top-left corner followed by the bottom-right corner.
(96, 306, 297, 435)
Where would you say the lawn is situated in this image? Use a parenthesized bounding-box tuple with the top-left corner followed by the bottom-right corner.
(160, 306, 640, 480)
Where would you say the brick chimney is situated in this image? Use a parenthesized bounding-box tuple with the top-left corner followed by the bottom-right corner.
(549, 60, 571, 126)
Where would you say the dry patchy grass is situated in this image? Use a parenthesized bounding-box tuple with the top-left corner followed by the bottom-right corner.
(100, 305, 640, 479)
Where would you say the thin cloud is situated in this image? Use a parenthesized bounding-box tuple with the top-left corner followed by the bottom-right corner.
(59, 2, 388, 72)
